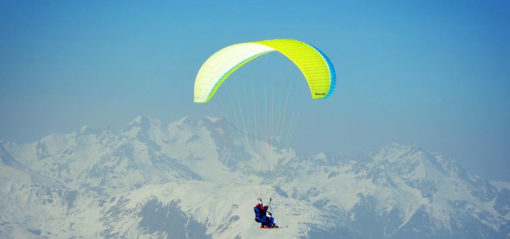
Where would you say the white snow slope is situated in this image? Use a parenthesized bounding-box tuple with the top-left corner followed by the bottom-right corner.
(0, 116, 509, 239)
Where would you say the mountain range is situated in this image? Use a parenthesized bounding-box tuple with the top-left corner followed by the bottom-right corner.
(0, 116, 509, 238)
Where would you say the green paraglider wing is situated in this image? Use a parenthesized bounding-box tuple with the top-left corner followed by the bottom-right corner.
(194, 39, 336, 103)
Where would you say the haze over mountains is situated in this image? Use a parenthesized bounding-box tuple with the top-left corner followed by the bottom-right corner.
(1, 116, 509, 238)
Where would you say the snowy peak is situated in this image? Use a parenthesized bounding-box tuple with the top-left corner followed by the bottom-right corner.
(128, 115, 160, 127)
(371, 143, 453, 179)
(124, 115, 162, 140)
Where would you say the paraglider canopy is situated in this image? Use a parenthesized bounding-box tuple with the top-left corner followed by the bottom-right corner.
(194, 39, 336, 103)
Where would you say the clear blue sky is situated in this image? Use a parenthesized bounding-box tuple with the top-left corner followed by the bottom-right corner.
(1, 1, 509, 180)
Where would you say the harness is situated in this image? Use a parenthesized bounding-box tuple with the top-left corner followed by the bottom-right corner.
(254, 206, 265, 223)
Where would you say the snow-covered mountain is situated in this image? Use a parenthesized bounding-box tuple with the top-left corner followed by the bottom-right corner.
(0, 116, 509, 238)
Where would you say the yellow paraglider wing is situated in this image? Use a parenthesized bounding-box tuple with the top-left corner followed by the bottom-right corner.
(194, 39, 336, 103)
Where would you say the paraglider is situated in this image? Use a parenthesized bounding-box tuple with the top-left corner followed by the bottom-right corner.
(194, 39, 336, 229)
(254, 197, 278, 228)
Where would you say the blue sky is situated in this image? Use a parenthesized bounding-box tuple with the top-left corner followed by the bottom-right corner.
(1, 1, 509, 180)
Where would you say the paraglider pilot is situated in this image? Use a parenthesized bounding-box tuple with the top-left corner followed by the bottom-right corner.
(254, 198, 277, 228)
